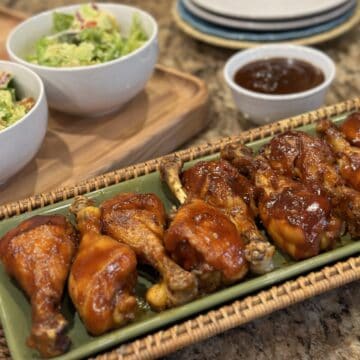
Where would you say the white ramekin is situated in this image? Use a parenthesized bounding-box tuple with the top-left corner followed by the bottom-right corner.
(224, 44, 336, 125)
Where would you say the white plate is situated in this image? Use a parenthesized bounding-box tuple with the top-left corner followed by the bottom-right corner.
(191, 0, 349, 20)
(184, 0, 355, 30)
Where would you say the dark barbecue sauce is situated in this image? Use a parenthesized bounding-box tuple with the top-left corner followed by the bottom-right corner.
(234, 57, 325, 95)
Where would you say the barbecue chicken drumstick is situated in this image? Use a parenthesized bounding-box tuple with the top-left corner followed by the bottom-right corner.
(164, 198, 248, 293)
(260, 130, 360, 237)
(160, 157, 274, 275)
(222, 144, 342, 260)
(100, 193, 198, 311)
(317, 118, 360, 191)
(69, 196, 138, 335)
(0, 215, 77, 358)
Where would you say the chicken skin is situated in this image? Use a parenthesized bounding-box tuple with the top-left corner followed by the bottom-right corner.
(100, 193, 198, 311)
(164, 198, 248, 292)
(317, 118, 360, 191)
(340, 112, 360, 147)
(222, 144, 342, 260)
(0, 215, 77, 358)
(69, 196, 138, 335)
(181, 159, 258, 217)
(261, 130, 360, 237)
(160, 157, 274, 275)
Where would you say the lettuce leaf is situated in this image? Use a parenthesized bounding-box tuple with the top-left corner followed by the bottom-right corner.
(122, 15, 148, 56)
(28, 6, 149, 67)
(53, 12, 74, 32)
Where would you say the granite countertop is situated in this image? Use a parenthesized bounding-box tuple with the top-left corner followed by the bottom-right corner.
(3, 0, 360, 359)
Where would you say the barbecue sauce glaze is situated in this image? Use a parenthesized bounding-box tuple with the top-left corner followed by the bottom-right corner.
(234, 57, 325, 95)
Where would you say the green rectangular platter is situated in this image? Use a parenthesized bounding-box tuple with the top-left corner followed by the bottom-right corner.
(0, 112, 359, 360)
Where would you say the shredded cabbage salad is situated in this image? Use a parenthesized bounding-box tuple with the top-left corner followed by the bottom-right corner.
(0, 72, 35, 130)
(27, 3, 149, 67)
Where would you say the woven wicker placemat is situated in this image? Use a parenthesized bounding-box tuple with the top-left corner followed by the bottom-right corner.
(0, 98, 360, 359)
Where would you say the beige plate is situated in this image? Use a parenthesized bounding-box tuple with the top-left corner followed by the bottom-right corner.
(173, 0, 360, 48)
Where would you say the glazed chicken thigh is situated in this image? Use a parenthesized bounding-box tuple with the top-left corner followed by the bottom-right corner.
(69, 196, 138, 335)
(181, 159, 258, 218)
(160, 156, 274, 275)
(222, 144, 342, 260)
(0, 215, 77, 358)
(100, 193, 198, 311)
(261, 130, 360, 237)
(317, 118, 360, 191)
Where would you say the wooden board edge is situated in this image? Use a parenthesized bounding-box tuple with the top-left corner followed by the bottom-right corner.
(155, 64, 209, 104)
(0, 5, 210, 209)
(0, 5, 27, 20)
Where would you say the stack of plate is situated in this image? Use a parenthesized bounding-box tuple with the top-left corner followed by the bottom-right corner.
(173, 0, 360, 48)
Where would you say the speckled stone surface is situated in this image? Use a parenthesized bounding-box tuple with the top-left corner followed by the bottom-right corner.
(3, 0, 360, 359)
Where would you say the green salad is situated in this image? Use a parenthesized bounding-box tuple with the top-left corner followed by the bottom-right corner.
(0, 72, 35, 130)
(27, 3, 149, 67)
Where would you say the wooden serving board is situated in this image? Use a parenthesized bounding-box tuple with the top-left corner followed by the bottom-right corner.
(0, 6, 209, 205)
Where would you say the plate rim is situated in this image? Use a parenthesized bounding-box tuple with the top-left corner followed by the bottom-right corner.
(191, 0, 349, 20)
(177, 0, 356, 42)
(183, 0, 356, 31)
(173, 0, 360, 49)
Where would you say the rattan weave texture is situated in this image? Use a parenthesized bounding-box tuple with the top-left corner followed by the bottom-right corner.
(0, 98, 360, 359)
(1, 97, 359, 219)
(94, 257, 360, 360)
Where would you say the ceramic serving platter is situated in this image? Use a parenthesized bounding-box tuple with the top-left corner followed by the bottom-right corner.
(183, 0, 356, 31)
(191, 0, 349, 20)
(177, 0, 356, 42)
(0, 112, 359, 360)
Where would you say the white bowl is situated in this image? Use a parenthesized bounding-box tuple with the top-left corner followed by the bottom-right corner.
(0, 61, 47, 185)
(224, 44, 336, 125)
(6, 3, 158, 116)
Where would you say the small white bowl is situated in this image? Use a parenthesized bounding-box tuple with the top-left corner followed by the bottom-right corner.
(224, 44, 336, 125)
(7, 3, 158, 116)
(0, 61, 47, 185)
